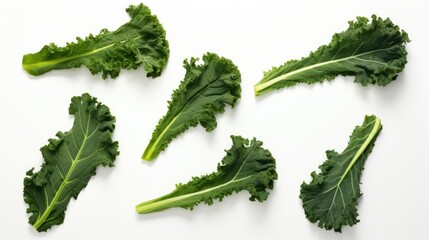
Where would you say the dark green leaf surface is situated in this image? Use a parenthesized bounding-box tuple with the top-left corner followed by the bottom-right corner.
(136, 136, 277, 214)
(22, 3, 169, 79)
(142, 53, 241, 161)
(300, 115, 382, 232)
(254, 15, 409, 95)
(23, 93, 119, 232)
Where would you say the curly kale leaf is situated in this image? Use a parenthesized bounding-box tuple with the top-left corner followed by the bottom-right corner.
(299, 115, 382, 232)
(136, 136, 277, 214)
(23, 93, 119, 232)
(22, 3, 169, 79)
(254, 15, 410, 95)
(142, 53, 242, 161)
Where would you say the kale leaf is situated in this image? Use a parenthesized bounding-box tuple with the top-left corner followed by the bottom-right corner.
(136, 136, 277, 214)
(300, 115, 382, 232)
(22, 3, 169, 79)
(142, 53, 241, 161)
(254, 15, 409, 95)
(23, 93, 119, 232)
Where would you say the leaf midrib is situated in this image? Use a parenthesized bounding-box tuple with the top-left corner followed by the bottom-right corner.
(254, 46, 396, 93)
(327, 117, 381, 210)
(137, 147, 254, 213)
(23, 36, 143, 70)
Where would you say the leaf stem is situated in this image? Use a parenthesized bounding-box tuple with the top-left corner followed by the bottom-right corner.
(142, 115, 179, 161)
(337, 117, 381, 186)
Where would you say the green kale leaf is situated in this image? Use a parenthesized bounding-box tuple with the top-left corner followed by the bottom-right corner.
(300, 115, 382, 232)
(136, 136, 277, 214)
(254, 15, 409, 96)
(142, 53, 241, 161)
(23, 93, 119, 232)
(22, 3, 169, 79)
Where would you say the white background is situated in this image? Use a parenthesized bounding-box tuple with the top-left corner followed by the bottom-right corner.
(1, 0, 428, 239)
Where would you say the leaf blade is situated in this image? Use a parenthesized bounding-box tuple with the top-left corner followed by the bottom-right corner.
(299, 115, 382, 232)
(142, 53, 242, 161)
(23, 93, 119, 232)
(136, 136, 277, 214)
(254, 15, 409, 95)
(22, 3, 169, 79)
